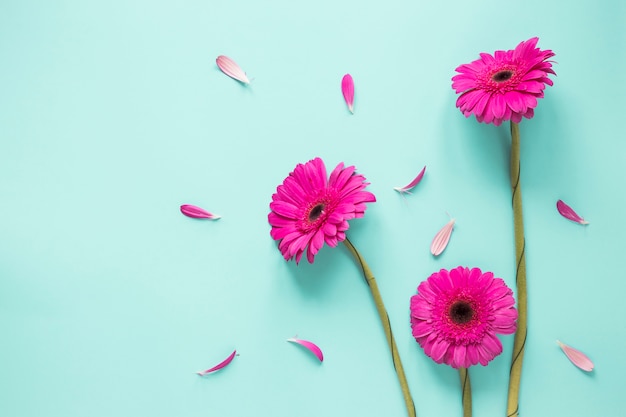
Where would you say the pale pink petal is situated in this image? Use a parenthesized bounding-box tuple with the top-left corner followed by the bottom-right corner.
(430, 218, 455, 256)
(287, 337, 324, 362)
(557, 199, 588, 225)
(394, 166, 426, 194)
(180, 204, 221, 220)
(341, 74, 355, 113)
(216, 55, 250, 84)
(557, 340, 594, 372)
(196, 350, 237, 376)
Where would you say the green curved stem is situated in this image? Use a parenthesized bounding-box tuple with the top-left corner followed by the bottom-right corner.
(506, 121, 527, 417)
(459, 367, 472, 417)
(343, 238, 416, 417)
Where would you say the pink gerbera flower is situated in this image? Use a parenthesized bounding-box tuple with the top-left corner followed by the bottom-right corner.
(268, 157, 376, 264)
(452, 37, 555, 126)
(410, 266, 517, 369)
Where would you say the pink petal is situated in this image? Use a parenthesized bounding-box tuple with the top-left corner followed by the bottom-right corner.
(556, 199, 588, 225)
(341, 74, 355, 113)
(394, 166, 426, 193)
(180, 204, 221, 220)
(557, 340, 594, 372)
(196, 350, 237, 376)
(430, 218, 455, 256)
(287, 337, 324, 362)
(216, 55, 250, 84)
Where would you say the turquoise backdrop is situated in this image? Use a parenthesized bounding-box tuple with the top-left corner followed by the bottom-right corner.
(1, 1, 624, 416)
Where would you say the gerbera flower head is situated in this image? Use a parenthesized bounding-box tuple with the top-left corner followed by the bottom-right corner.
(410, 266, 517, 369)
(452, 37, 555, 126)
(268, 157, 376, 264)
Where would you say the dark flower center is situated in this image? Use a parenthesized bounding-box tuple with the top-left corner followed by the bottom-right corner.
(308, 203, 325, 221)
(492, 70, 513, 82)
(449, 300, 474, 324)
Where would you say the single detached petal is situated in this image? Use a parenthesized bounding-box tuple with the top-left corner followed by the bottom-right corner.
(342, 74, 355, 113)
(394, 166, 426, 194)
(556, 200, 588, 225)
(287, 337, 324, 362)
(196, 349, 237, 376)
(557, 340, 594, 372)
(180, 204, 221, 220)
(430, 218, 455, 256)
(216, 55, 250, 84)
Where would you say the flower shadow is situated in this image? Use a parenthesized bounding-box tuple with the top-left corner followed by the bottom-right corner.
(280, 245, 343, 299)
(439, 96, 511, 191)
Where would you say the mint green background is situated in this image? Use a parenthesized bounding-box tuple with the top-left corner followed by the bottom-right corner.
(1, 1, 624, 416)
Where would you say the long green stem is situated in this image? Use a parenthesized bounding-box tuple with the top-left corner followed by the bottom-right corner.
(459, 368, 472, 417)
(506, 121, 527, 417)
(343, 238, 416, 417)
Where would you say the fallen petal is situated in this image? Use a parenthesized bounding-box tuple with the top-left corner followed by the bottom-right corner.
(430, 218, 455, 256)
(287, 337, 324, 362)
(557, 340, 594, 372)
(196, 349, 237, 376)
(216, 55, 250, 84)
(394, 166, 426, 194)
(341, 74, 355, 113)
(180, 204, 221, 220)
(557, 200, 588, 224)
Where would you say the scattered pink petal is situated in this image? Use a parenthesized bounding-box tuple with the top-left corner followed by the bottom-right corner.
(196, 349, 237, 376)
(216, 55, 250, 84)
(341, 74, 355, 113)
(557, 200, 588, 225)
(394, 166, 426, 194)
(430, 218, 455, 256)
(180, 204, 221, 220)
(287, 337, 324, 362)
(557, 340, 594, 372)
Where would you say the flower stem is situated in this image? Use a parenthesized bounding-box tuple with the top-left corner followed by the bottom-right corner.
(459, 367, 472, 417)
(506, 121, 527, 417)
(343, 237, 416, 417)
